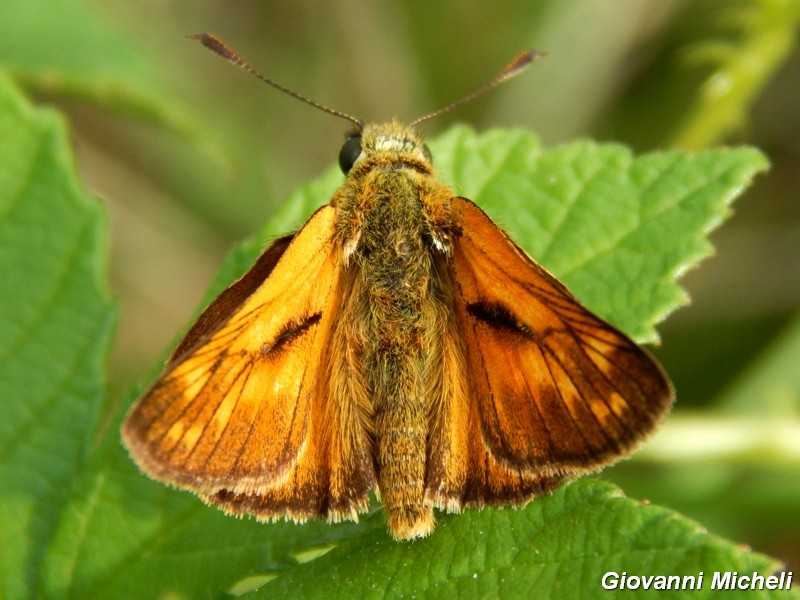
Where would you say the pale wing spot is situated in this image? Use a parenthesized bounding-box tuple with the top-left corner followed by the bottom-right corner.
(181, 422, 204, 450)
(173, 364, 213, 399)
(590, 352, 634, 418)
(206, 378, 245, 439)
(552, 373, 581, 419)
(589, 397, 612, 423)
(606, 392, 629, 419)
(164, 419, 188, 449)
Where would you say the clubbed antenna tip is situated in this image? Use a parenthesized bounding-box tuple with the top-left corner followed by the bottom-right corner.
(410, 49, 546, 127)
(191, 33, 363, 129)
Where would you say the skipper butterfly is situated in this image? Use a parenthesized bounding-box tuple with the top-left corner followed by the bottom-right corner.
(122, 35, 674, 540)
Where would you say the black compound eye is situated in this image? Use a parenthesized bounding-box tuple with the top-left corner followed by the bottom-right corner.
(422, 143, 433, 164)
(338, 135, 363, 173)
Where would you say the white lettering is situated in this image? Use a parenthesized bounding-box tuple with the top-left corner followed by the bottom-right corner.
(712, 571, 732, 589)
(603, 571, 717, 591)
(681, 574, 700, 590)
(602, 570, 793, 592)
(601, 572, 618, 590)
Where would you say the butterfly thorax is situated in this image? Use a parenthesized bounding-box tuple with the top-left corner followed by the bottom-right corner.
(330, 121, 457, 538)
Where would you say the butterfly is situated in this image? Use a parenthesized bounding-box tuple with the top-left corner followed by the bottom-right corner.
(122, 34, 674, 541)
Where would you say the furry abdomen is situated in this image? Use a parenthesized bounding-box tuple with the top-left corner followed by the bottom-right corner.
(335, 165, 453, 538)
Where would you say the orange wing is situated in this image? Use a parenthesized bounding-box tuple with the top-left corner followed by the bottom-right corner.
(425, 198, 674, 509)
(122, 205, 376, 523)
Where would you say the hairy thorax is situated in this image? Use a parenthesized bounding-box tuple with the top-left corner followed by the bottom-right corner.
(330, 152, 458, 537)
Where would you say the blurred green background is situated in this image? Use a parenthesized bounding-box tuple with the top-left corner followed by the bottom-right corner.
(2, 0, 798, 575)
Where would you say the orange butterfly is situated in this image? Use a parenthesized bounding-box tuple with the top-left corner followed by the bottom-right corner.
(122, 35, 674, 541)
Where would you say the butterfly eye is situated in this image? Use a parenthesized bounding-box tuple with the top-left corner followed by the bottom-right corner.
(422, 143, 433, 164)
(339, 135, 363, 174)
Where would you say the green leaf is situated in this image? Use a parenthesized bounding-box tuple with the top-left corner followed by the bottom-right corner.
(0, 73, 115, 599)
(1, 114, 779, 598)
(255, 480, 781, 599)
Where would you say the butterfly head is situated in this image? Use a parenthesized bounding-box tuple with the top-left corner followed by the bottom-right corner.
(338, 121, 433, 176)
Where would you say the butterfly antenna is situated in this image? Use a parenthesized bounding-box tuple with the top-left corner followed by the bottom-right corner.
(192, 33, 363, 129)
(409, 50, 545, 128)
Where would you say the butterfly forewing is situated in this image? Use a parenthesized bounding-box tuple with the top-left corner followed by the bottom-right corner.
(425, 198, 673, 508)
(167, 234, 294, 364)
(123, 206, 377, 517)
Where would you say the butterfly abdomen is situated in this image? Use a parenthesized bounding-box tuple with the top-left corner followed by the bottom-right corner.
(339, 165, 453, 539)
